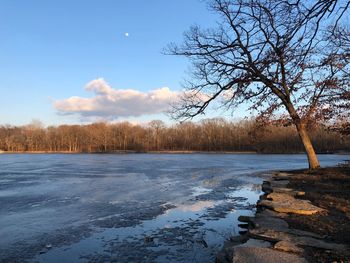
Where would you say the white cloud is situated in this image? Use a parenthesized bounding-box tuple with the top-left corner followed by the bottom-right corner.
(54, 78, 178, 120)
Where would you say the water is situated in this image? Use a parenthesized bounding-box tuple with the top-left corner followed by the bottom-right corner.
(0, 153, 348, 262)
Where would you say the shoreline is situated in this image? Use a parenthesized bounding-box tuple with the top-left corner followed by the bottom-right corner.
(1, 150, 349, 155)
(0, 150, 258, 154)
(217, 163, 350, 263)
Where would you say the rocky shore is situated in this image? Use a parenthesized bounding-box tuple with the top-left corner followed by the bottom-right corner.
(217, 164, 350, 263)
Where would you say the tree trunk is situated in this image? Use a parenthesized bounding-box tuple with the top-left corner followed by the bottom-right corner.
(295, 122, 320, 170)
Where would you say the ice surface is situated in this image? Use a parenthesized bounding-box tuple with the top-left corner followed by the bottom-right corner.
(0, 153, 348, 262)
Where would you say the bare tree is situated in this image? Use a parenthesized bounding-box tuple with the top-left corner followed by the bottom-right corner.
(297, 0, 349, 26)
(327, 25, 350, 134)
(148, 120, 166, 150)
(0, 120, 349, 153)
(167, 0, 350, 169)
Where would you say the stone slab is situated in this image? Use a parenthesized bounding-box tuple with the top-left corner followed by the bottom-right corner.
(274, 241, 304, 254)
(258, 192, 324, 215)
(236, 238, 272, 248)
(249, 228, 348, 251)
(232, 247, 308, 263)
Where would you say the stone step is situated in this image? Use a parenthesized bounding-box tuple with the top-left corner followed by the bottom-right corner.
(258, 192, 324, 215)
(232, 247, 308, 263)
(249, 228, 348, 252)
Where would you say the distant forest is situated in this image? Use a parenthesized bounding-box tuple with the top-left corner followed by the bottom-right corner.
(0, 119, 349, 153)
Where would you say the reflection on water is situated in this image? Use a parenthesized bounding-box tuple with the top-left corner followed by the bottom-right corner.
(191, 186, 213, 197)
(35, 184, 259, 263)
(0, 153, 348, 262)
(176, 200, 217, 212)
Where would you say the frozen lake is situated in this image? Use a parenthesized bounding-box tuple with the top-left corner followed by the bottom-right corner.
(0, 153, 349, 262)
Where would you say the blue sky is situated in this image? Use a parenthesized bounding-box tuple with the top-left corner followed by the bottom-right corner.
(0, 0, 244, 126)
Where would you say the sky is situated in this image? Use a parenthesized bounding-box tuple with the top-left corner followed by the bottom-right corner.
(0, 0, 245, 126)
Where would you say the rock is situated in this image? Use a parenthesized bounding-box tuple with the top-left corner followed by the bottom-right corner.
(272, 186, 293, 192)
(258, 209, 288, 218)
(219, 172, 348, 263)
(262, 181, 273, 194)
(229, 235, 249, 244)
(270, 180, 290, 188)
(236, 238, 271, 248)
(272, 173, 292, 181)
(249, 228, 290, 242)
(274, 241, 304, 254)
(238, 215, 254, 223)
(272, 187, 305, 197)
(144, 236, 154, 243)
(295, 236, 348, 251)
(249, 213, 321, 238)
(217, 239, 242, 263)
(239, 210, 289, 231)
(216, 250, 230, 263)
(232, 247, 308, 263)
(258, 192, 324, 215)
(296, 191, 305, 197)
(287, 228, 323, 239)
(249, 228, 348, 251)
(252, 216, 289, 231)
(238, 223, 249, 229)
(217, 235, 255, 263)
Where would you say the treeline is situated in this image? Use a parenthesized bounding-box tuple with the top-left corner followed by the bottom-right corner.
(0, 119, 349, 153)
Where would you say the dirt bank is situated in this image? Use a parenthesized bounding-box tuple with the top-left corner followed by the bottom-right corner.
(285, 164, 350, 262)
